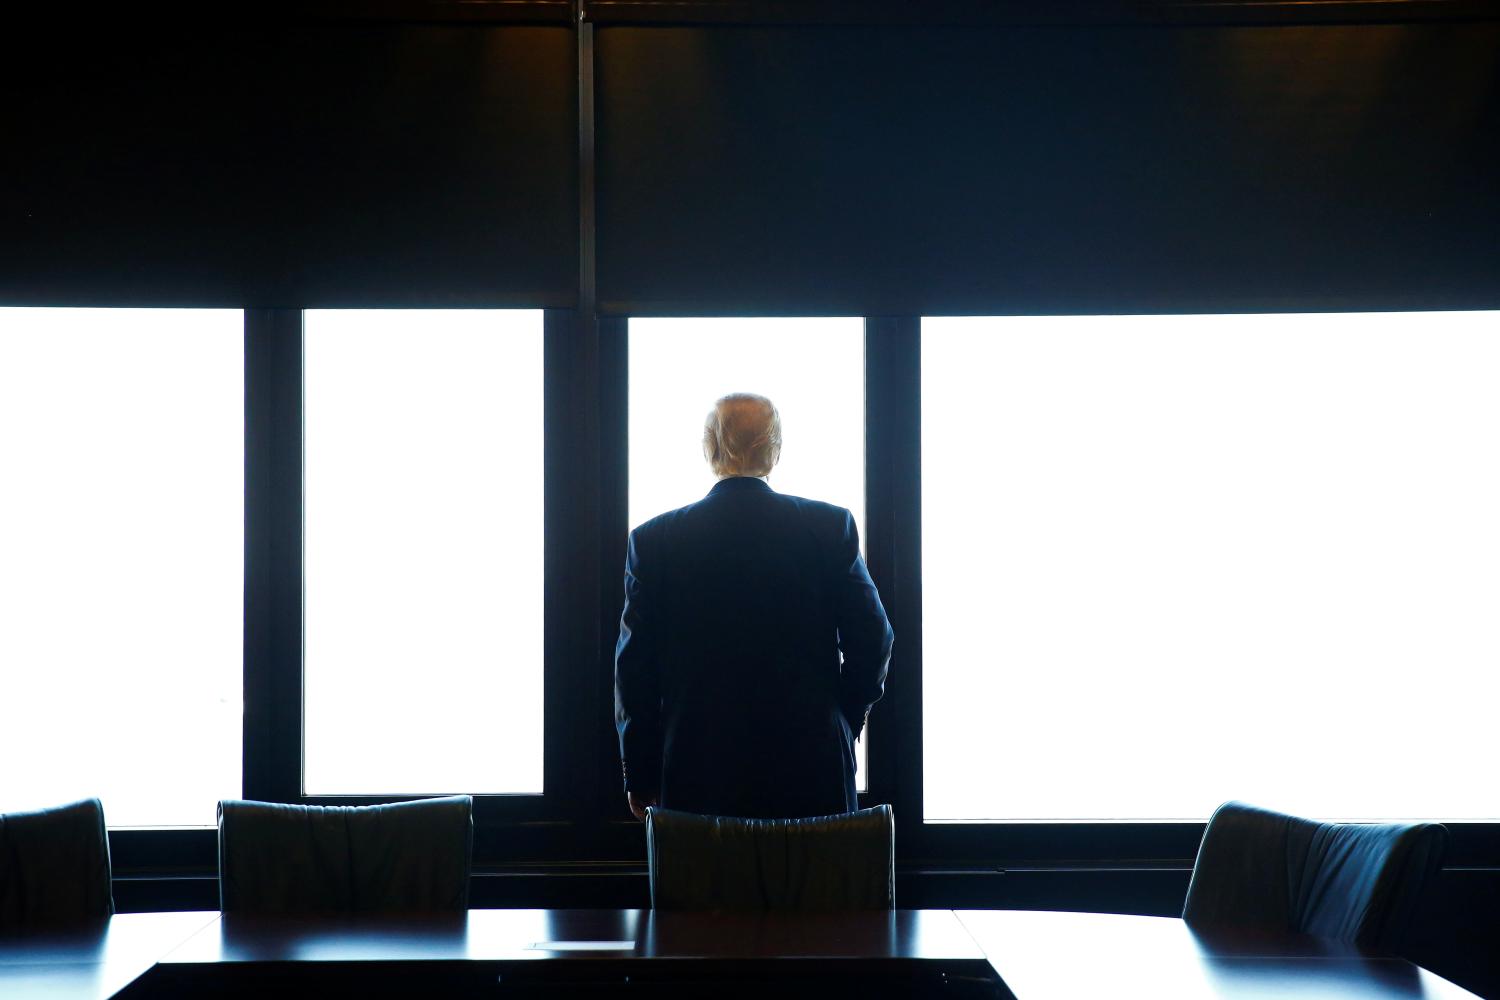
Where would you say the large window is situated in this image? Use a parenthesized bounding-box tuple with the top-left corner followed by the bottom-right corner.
(922, 312, 1500, 822)
(628, 317, 868, 787)
(0, 308, 242, 828)
(302, 310, 544, 796)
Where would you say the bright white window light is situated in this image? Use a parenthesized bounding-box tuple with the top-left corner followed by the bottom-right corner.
(628, 318, 864, 533)
(628, 317, 868, 787)
(922, 312, 1500, 822)
(303, 310, 544, 795)
(0, 308, 243, 829)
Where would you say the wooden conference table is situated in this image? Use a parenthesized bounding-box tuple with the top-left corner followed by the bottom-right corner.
(0, 908, 1482, 1000)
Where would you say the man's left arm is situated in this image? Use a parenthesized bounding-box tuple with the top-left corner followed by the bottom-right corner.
(833, 510, 894, 741)
(614, 527, 662, 819)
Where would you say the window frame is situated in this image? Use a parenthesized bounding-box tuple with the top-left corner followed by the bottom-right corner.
(900, 310, 1500, 870)
(241, 307, 603, 866)
(96, 306, 1500, 879)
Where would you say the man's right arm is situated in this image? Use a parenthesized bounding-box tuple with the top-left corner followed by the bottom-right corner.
(614, 527, 663, 808)
(834, 510, 894, 741)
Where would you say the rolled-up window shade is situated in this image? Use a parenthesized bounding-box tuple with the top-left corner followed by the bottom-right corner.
(2, 25, 577, 307)
(595, 23, 1500, 315)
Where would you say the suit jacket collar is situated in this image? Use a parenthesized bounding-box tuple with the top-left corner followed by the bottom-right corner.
(708, 476, 773, 497)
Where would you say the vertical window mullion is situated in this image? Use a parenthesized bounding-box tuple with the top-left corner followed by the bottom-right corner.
(863, 316, 923, 851)
(242, 307, 304, 805)
(542, 308, 603, 839)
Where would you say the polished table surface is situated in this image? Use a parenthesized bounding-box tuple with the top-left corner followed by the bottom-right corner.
(956, 910, 1482, 1000)
(159, 907, 984, 966)
(0, 909, 1484, 999)
(0, 912, 218, 1000)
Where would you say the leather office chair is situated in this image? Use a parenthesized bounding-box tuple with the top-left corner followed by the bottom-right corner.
(0, 798, 114, 928)
(647, 804, 895, 911)
(1182, 800, 1447, 952)
(218, 795, 473, 914)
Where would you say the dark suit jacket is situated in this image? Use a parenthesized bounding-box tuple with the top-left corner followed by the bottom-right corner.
(615, 476, 893, 819)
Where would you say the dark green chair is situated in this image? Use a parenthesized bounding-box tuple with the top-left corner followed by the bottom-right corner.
(217, 795, 473, 914)
(647, 804, 894, 911)
(0, 798, 114, 928)
(1183, 800, 1447, 952)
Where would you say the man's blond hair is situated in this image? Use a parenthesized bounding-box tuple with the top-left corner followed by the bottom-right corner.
(703, 393, 782, 478)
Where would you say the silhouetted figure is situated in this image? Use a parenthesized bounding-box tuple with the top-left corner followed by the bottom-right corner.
(615, 393, 893, 820)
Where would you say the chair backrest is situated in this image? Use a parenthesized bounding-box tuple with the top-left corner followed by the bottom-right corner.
(647, 804, 894, 911)
(1182, 800, 1447, 952)
(0, 798, 114, 928)
(218, 795, 473, 915)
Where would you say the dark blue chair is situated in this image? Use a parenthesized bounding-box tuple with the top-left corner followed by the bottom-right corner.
(217, 795, 473, 914)
(1183, 800, 1447, 952)
(0, 798, 114, 928)
(646, 804, 894, 911)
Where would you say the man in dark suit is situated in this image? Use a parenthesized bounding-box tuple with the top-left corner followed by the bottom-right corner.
(615, 393, 893, 821)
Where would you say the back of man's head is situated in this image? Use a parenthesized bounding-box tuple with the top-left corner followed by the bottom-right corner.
(703, 393, 782, 479)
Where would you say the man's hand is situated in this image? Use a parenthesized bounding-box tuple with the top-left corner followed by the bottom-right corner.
(627, 791, 659, 822)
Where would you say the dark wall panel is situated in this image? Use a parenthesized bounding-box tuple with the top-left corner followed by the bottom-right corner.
(252, 25, 577, 307)
(595, 23, 1500, 315)
(3, 24, 577, 307)
(3, 26, 251, 306)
